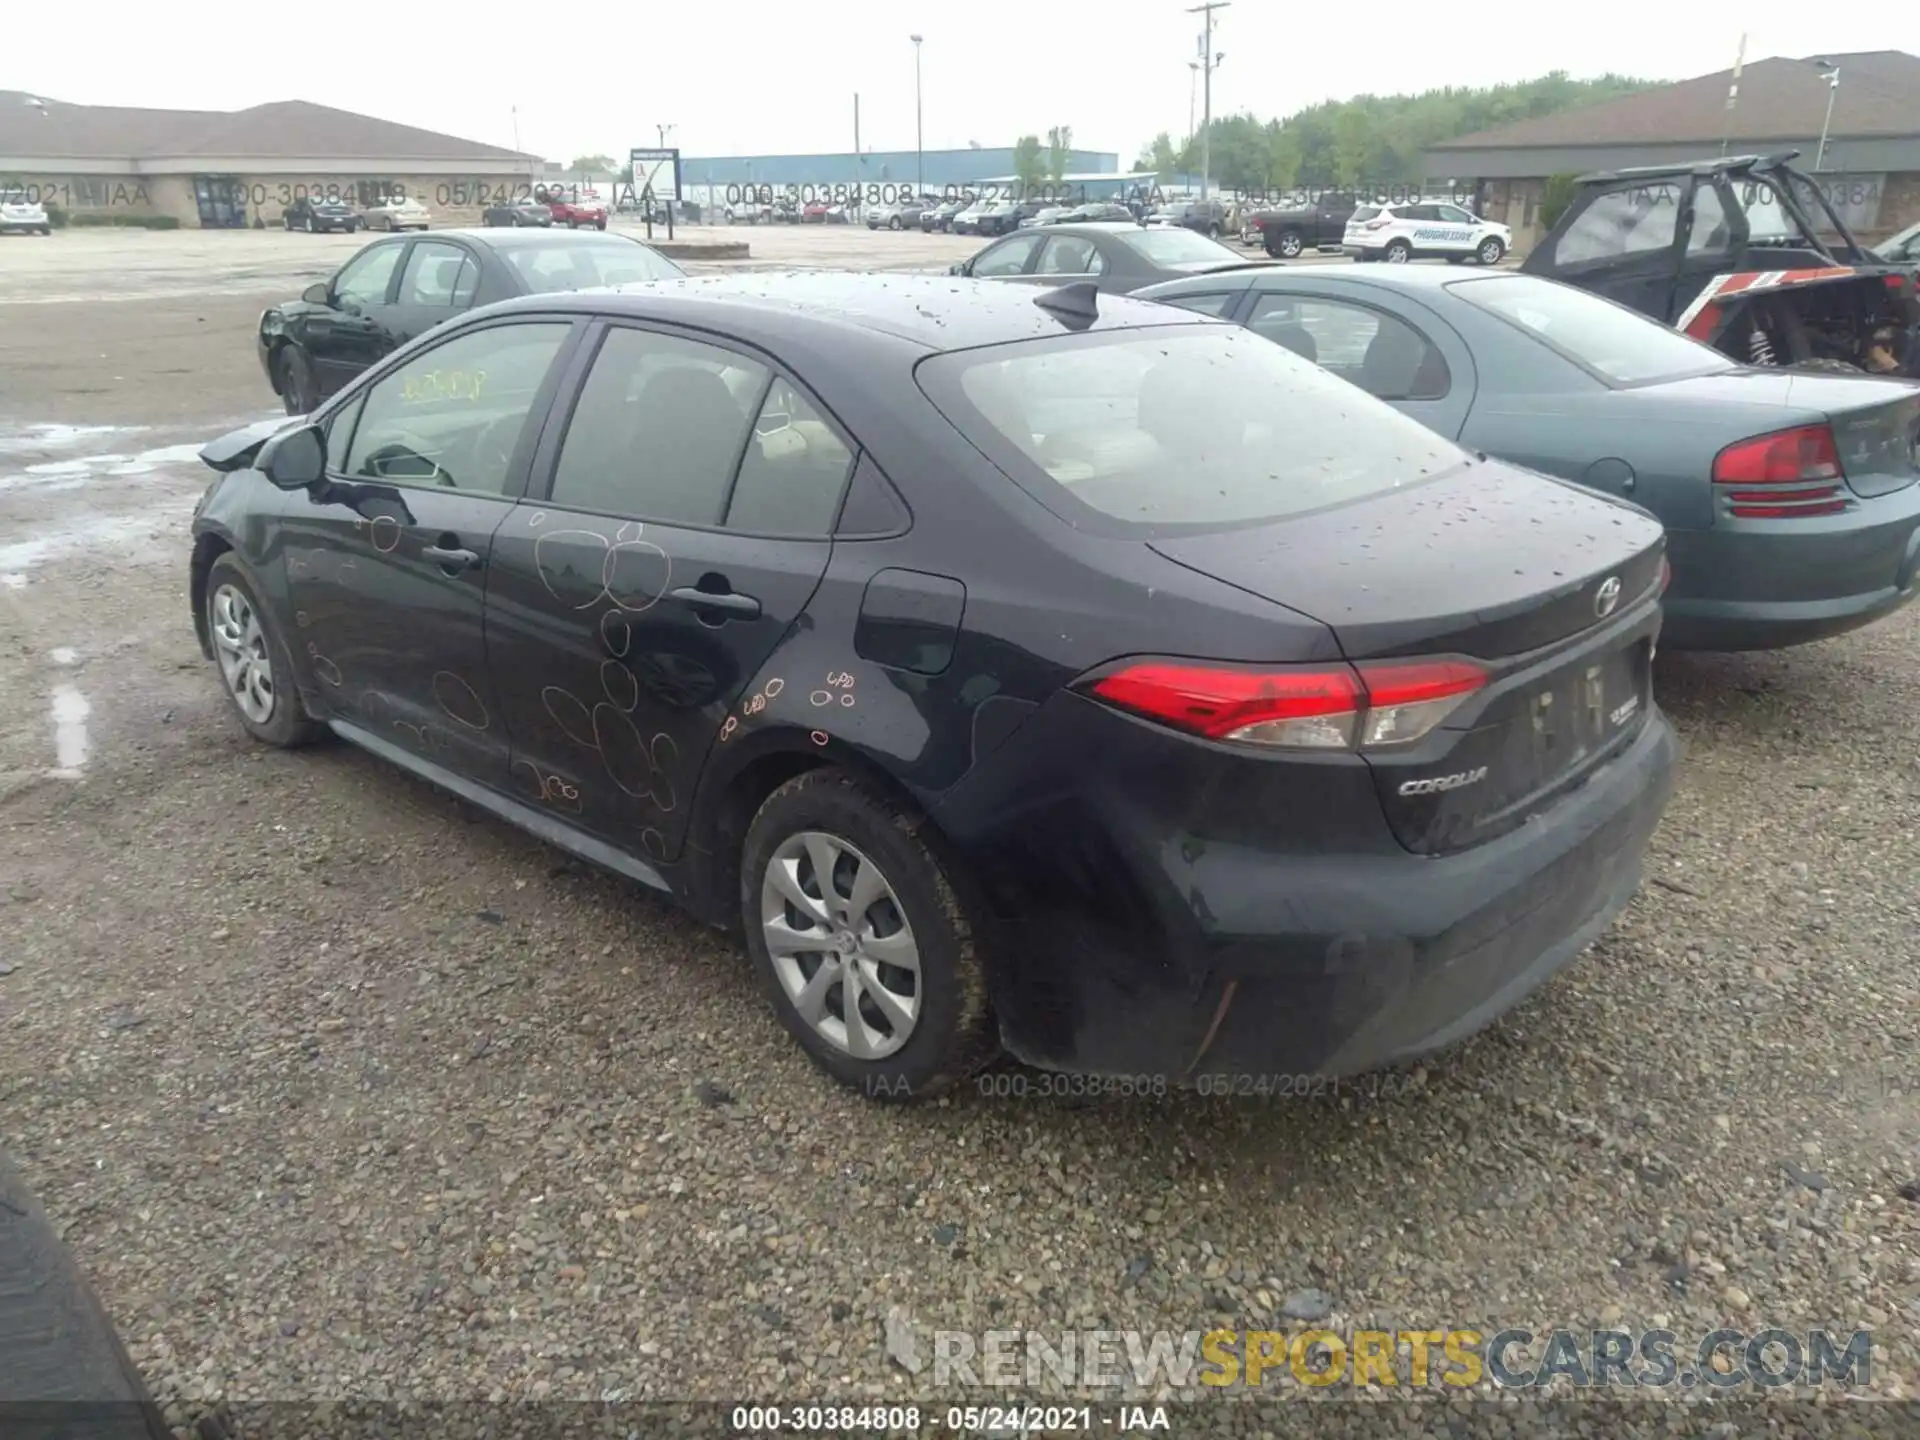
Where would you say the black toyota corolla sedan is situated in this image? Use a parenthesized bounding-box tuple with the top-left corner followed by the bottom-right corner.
(257, 228, 683, 415)
(191, 273, 1678, 1100)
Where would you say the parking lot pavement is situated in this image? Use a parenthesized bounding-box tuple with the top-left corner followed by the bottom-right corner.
(0, 240, 1916, 1424)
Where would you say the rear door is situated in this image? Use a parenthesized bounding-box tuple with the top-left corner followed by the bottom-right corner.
(484, 321, 848, 862)
(1521, 179, 1685, 322)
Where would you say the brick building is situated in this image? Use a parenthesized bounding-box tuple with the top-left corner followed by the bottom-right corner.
(1423, 50, 1920, 253)
(0, 91, 541, 227)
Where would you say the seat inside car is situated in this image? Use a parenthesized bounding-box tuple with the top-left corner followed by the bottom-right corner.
(1360, 324, 1447, 399)
(1252, 316, 1318, 363)
(612, 366, 749, 524)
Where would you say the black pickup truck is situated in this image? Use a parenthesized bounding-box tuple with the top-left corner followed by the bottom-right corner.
(1248, 192, 1359, 258)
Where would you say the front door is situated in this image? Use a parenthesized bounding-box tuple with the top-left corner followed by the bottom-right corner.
(284, 316, 579, 786)
(390, 237, 483, 348)
(1525, 180, 1685, 323)
(306, 239, 410, 398)
(484, 320, 847, 864)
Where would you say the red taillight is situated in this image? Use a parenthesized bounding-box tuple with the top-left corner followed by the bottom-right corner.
(1083, 657, 1487, 750)
(1364, 218, 1389, 230)
(1712, 424, 1849, 518)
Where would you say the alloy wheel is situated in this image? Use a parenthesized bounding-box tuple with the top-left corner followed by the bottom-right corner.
(1279, 232, 1303, 258)
(1385, 242, 1410, 263)
(209, 584, 276, 724)
(760, 830, 921, 1060)
(1479, 239, 1503, 265)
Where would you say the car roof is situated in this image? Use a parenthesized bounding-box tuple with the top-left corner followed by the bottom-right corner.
(484, 271, 1218, 353)
(1140, 264, 1511, 298)
(1574, 150, 1798, 185)
(426, 227, 657, 249)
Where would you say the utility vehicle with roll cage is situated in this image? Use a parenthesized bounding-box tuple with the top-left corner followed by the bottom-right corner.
(1522, 150, 1920, 377)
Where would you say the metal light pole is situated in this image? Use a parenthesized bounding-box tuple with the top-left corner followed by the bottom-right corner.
(657, 122, 674, 150)
(1186, 2, 1228, 201)
(1187, 61, 1198, 154)
(1810, 58, 1840, 171)
(911, 35, 925, 199)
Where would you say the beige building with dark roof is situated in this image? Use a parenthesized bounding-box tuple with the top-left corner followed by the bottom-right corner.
(1422, 51, 1920, 251)
(0, 91, 544, 227)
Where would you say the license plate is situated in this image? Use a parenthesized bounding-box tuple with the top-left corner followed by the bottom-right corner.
(1529, 646, 1644, 778)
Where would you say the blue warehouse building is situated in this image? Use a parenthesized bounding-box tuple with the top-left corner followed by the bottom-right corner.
(680, 146, 1121, 196)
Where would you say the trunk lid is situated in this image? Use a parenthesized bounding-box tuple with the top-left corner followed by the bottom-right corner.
(1150, 460, 1667, 854)
(1646, 370, 1920, 500)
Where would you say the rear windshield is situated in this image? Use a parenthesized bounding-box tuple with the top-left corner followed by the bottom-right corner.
(1118, 227, 1242, 265)
(1349, 205, 1382, 223)
(502, 239, 684, 293)
(916, 325, 1469, 534)
(1450, 274, 1734, 385)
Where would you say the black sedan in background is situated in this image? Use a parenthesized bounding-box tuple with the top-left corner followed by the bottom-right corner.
(257, 228, 683, 413)
(480, 199, 554, 227)
(952, 221, 1262, 295)
(920, 198, 970, 231)
(197, 273, 1674, 1099)
(282, 196, 364, 233)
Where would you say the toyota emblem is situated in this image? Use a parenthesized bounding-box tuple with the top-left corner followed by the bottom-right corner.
(1594, 576, 1623, 618)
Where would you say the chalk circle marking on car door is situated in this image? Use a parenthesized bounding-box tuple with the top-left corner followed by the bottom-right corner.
(742, 767, 999, 1097)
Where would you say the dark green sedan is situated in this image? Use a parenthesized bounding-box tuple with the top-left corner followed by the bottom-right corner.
(1133, 265, 1920, 652)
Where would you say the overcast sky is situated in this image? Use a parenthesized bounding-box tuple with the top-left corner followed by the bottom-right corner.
(10, 3, 1907, 165)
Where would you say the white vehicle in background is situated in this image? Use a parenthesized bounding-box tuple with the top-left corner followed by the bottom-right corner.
(1344, 199, 1510, 265)
(1, 191, 52, 235)
(362, 195, 432, 231)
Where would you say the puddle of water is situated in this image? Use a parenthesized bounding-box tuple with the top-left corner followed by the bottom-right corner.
(50, 684, 91, 777)
(0, 499, 197, 574)
(2, 441, 212, 491)
(1, 573, 25, 590)
(50, 646, 78, 666)
(0, 423, 142, 458)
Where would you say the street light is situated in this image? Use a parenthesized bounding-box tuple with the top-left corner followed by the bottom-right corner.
(657, 122, 675, 150)
(910, 35, 924, 199)
(1808, 58, 1840, 171)
(1185, 2, 1228, 201)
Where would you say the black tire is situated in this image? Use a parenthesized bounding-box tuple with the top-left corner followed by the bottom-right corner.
(0, 1151, 173, 1438)
(203, 553, 327, 749)
(889, 216, 902, 230)
(595, 218, 607, 231)
(1383, 239, 1412, 263)
(740, 768, 999, 1101)
(1476, 237, 1506, 266)
(275, 345, 318, 416)
(1207, 222, 1222, 238)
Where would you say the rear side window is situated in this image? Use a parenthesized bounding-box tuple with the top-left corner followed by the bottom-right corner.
(1549, 184, 1679, 265)
(500, 239, 683, 294)
(917, 326, 1467, 534)
(1452, 274, 1734, 385)
(1350, 205, 1382, 223)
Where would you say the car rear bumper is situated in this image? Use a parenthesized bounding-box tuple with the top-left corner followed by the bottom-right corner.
(935, 693, 1679, 1083)
(1662, 495, 1920, 649)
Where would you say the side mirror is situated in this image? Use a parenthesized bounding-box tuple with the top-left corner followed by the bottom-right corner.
(260, 423, 326, 489)
(302, 281, 329, 305)
(949, 261, 964, 276)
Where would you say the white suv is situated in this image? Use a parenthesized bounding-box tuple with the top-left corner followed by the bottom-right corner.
(1, 192, 52, 235)
(1344, 199, 1509, 266)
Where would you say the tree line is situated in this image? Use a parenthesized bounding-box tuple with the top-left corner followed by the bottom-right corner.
(1125, 71, 1657, 191)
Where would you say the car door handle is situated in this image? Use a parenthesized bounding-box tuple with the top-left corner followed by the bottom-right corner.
(667, 585, 760, 618)
(422, 544, 481, 571)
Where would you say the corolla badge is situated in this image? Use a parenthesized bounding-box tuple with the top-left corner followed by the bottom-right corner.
(1594, 576, 1622, 618)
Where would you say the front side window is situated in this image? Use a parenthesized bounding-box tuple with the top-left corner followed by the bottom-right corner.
(399, 241, 479, 307)
(1686, 184, 1731, 254)
(971, 233, 1042, 276)
(1452, 274, 1734, 385)
(342, 322, 571, 492)
(548, 326, 765, 525)
(918, 324, 1468, 534)
(333, 243, 405, 308)
(1549, 184, 1680, 266)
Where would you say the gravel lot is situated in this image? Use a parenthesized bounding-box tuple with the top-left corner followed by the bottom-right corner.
(0, 226, 1916, 1434)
